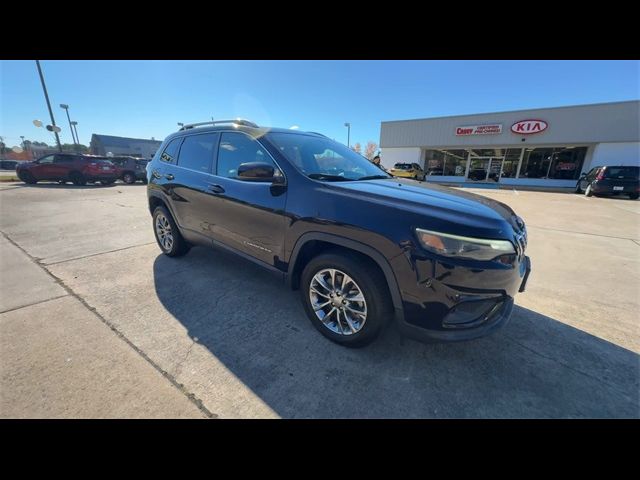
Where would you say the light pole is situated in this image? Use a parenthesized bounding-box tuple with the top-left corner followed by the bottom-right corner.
(71, 122, 80, 150)
(344, 122, 351, 148)
(35, 60, 62, 152)
(60, 104, 77, 146)
(20, 136, 26, 151)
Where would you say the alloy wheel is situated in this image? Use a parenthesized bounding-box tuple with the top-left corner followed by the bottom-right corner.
(309, 268, 367, 335)
(155, 213, 174, 251)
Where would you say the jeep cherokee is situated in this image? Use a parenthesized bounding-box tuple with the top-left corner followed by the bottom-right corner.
(147, 119, 531, 347)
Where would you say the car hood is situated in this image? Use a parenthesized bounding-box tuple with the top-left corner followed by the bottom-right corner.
(328, 178, 520, 237)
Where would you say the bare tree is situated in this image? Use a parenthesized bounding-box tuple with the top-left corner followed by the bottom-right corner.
(364, 141, 378, 160)
(351, 142, 362, 154)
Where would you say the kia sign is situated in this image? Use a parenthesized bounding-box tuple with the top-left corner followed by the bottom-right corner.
(511, 119, 548, 135)
(455, 124, 502, 136)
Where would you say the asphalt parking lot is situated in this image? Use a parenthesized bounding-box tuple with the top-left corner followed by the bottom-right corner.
(1, 181, 638, 418)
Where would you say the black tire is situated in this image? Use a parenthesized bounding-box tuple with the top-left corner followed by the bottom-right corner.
(70, 172, 86, 186)
(19, 172, 37, 184)
(123, 172, 136, 184)
(629, 193, 639, 200)
(152, 206, 190, 257)
(299, 251, 393, 347)
(575, 183, 582, 194)
(585, 184, 593, 197)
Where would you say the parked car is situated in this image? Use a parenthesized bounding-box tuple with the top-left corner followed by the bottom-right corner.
(576, 165, 639, 199)
(0, 160, 19, 170)
(16, 153, 117, 186)
(109, 156, 149, 184)
(147, 120, 530, 347)
(388, 162, 425, 180)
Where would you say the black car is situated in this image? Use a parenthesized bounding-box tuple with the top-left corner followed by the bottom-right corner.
(576, 165, 639, 199)
(147, 119, 531, 347)
(109, 156, 149, 184)
(0, 160, 19, 170)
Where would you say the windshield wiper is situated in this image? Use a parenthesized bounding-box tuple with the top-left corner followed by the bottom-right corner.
(307, 173, 351, 181)
(356, 175, 391, 181)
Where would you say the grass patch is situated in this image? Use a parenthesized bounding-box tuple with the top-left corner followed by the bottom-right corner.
(0, 176, 19, 182)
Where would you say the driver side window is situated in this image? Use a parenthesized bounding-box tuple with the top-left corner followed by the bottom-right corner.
(217, 132, 278, 179)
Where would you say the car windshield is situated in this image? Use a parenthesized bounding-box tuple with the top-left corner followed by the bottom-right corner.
(267, 133, 391, 181)
(394, 163, 413, 170)
(604, 167, 639, 179)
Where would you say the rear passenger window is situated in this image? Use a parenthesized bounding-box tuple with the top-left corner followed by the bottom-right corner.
(217, 132, 276, 178)
(177, 133, 217, 173)
(160, 138, 182, 164)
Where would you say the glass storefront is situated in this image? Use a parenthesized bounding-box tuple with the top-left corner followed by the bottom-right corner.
(422, 146, 587, 182)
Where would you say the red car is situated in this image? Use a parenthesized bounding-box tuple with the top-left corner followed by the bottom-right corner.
(16, 153, 117, 186)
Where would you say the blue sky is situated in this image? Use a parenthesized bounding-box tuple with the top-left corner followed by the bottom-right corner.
(1, 60, 638, 149)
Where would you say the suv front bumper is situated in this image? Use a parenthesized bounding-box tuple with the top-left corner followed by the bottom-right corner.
(390, 252, 531, 343)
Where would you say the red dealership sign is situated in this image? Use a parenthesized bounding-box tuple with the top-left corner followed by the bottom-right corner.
(511, 119, 548, 135)
(455, 124, 502, 136)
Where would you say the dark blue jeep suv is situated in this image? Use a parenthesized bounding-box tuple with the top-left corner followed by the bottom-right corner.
(147, 119, 531, 347)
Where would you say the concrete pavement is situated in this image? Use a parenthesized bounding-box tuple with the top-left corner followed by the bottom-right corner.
(0, 181, 638, 418)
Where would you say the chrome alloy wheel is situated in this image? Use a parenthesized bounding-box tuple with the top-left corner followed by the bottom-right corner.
(155, 213, 174, 251)
(309, 268, 367, 335)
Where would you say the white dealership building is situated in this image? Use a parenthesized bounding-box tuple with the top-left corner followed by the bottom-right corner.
(379, 100, 639, 189)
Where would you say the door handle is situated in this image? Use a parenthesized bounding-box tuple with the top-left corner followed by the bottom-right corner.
(165, 173, 175, 180)
(207, 183, 225, 194)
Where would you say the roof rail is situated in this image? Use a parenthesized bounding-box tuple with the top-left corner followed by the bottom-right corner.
(179, 119, 258, 131)
(306, 131, 329, 138)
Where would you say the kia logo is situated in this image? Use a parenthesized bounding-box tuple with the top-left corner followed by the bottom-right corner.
(511, 119, 548, 135)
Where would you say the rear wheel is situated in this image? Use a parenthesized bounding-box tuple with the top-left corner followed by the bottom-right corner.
(630, 193, 639, 200)
(300, 251, 392, 347)
(585, 184, 593, 197)
(123, 172, 136, 184)
(70, 172, 86, 186)
(575, 183, 582, 194)
(152, 206, 190, 257)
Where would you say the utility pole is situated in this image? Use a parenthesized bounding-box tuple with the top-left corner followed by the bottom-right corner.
(35, 60, 62, 152)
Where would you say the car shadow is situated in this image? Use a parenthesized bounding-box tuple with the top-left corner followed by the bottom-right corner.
(153, 246, 639, 418)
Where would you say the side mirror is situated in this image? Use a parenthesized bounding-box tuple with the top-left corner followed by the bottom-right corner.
(237, 162, 283, 183)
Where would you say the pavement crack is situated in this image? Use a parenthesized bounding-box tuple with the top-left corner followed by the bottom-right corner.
(526, 224, 638, 242)
(172, 341, 196, 379)
(0, 294, 70, 315)
(0, 230, 217, 419)
(45, 242, 156, 266)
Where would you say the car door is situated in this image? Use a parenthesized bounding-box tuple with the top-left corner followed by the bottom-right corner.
(30, 155, 55, 179)
(207, 131, 288, 266)
(164, 132, 219, 235)
(53, 154, 76, 180)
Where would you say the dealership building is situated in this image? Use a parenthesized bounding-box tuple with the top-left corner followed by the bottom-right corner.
(379, 100, 639, 189)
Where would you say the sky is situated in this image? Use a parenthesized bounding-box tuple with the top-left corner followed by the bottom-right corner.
(1, 60, 638, 150)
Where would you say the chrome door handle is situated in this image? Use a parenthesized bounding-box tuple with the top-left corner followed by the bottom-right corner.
(207, 183, 225, 194)
(165, 173, 175, 180)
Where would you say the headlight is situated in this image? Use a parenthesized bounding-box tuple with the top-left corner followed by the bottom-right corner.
(415, 228, 515, 261)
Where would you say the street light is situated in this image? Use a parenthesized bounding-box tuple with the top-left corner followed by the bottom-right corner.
(60, 104, 78, 146)
(344, 122, 351, 148)
(35, 60, 62, 152)
(70, 122, 80, 148)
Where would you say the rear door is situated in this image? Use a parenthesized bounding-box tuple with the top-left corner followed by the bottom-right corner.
(165, 132, 220, 234)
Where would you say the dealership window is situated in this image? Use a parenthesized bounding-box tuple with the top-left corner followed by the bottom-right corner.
(520, 147, 587, 180)
(500, 149, 522, 178)
(424, 149, 466, 176)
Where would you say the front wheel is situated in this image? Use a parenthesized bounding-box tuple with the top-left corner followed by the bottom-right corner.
(123, 172, 136, 184)
(575, 183, 582, 194)
(19, 172, 37, 184)
(152, 206, 190, 257)
(300, 252, 393, 347)
(629, 193, 639, 200)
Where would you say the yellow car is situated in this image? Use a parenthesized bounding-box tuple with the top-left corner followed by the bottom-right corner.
(389, 162, 425, 180)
